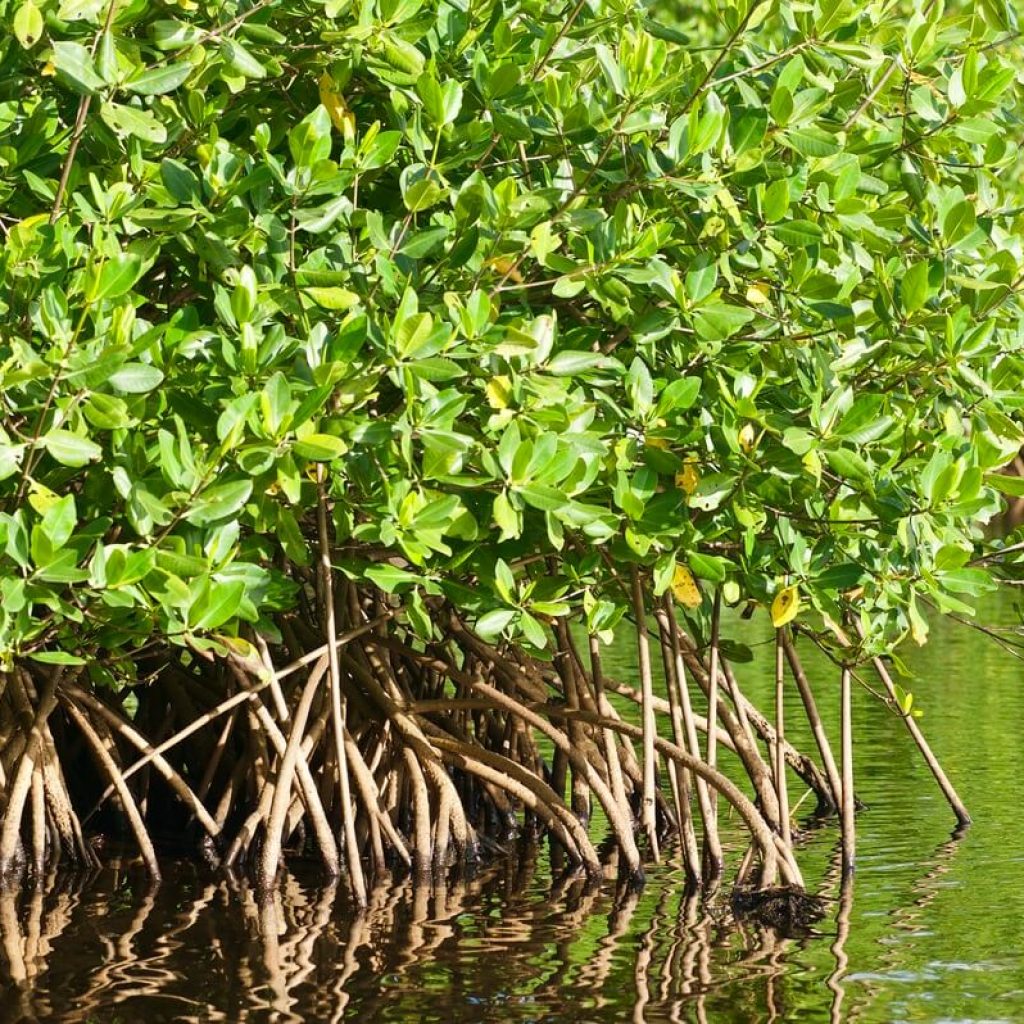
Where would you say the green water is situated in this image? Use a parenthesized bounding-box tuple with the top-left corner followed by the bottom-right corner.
(2, 600, 1022, 1022)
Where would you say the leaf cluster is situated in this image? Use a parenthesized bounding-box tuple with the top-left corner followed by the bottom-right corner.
(1, 0, 1023, 673)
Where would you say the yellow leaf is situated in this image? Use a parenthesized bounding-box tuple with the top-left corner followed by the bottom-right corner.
(303, 286, 359, 310)
(714, 186, 742, 225)
(675, 459, 700, 495)
(803, 448, 822, 484)
(745, 281, 771, 304)
(646, 436, 669, 451)
(738, 423, 756, 452)
(28, 482, 62, 515)
(319, 73, 355, 140)
(671, 566, 702, 608)
(488, 256, 524, 284)
(908, 593, 929, 646)
(13, 0, 43, 49)
(486, 375, 512, 410)
(770, 585, 800, 628)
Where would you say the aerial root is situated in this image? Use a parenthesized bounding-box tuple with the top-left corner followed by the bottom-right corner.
(0, 582, 926, 905)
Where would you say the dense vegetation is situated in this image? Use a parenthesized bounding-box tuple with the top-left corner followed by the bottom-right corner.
(0, 0, 1022, 900)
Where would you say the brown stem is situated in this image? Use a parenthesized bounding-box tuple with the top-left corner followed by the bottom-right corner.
(554, 621, 591, 824)
(467, 675, 644, 881)
(64, 683, 222, 849)
(258, 656, 332, 887)
(721, 659, 780, 826)
(344, 727, 409, 869)
(775, 629, 791, 849)
(559, 707, 799, 888)
(782, 631, 842, 814)
(30, 768, 46, 878)
(317, 468, 367, 905)
(840, 666, 855, 877)
(403, 745, 433, 875)
(62, 697, 161, 878)
(661, 603, 723, 880)
(853, 621, 970, 826)
(0, 672, 59, 878)
(588, 634, 631, 826)
(631, 568, 659, 861)
(654, 599, 700, 885)
(234, 667, 340, 877)
(429, 734, 601, 875)
(705, 589, 723, 881)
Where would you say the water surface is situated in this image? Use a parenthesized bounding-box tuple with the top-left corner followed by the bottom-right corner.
(2, 601, 1022, 1022)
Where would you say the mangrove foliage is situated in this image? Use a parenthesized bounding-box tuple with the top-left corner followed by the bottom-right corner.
(0, 0, 1023, 901)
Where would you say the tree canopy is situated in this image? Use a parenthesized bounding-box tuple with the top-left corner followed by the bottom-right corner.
(1, 0, 1023, 701)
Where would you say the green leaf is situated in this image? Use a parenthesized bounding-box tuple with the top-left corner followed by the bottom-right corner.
(685, 258, 717, 302)
(293, 433, 348, 460)
(656, 376, 701, 414)
(359, 130, 402, 170)
(96, 30, 117, 83)
(109, 363, 164, 393)
(364, 564, 424, 592)
(0, 442, 25, 480)
(988, 473, 1024, 497)
(519, 612, 547, 648)
(515, 484, 567, 510)
(403, 177, 445, 212)
(221, 38, 266, 79)
(124, 62, 192, 96)
(41, 494, 76, 549)
(901, 262, 930, 314)
(835, 395, 887, 442)
(152, 20, 203, 50)
(935, 568, 996, 597)
(86, 253, 144, 302)
(51, 41, 105, 95)
(303, 287, 359, 310)
(417, 74, 463, 126)
(825, 447, 872, 482)
(289, 105, 332, 168)
(475, 608, 517, 639)
(942, 201, 976, 244)
(160, 158, 201, 202)
(815, 563, 866, 590)
(693, 303, 754, 341)
(783, 126, 841, 158)
(546, 351, 610, 375)
(29, 651, 88, 666)
(34, 548, 89, 582)
(400, 227, 448, 259)
(688, 552, 728, 582)
(42, 431, 102, 467)
(493, 491, 521, 539)
(185, 481, 253, 525)
(99, 101, 167, 143)
(626, 357, 654, 416)
(762, 179, 790, 222)
(773, 220, 823, 246)
(192, 580, 246, 630)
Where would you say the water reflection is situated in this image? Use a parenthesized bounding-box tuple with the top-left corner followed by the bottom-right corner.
(0, 846, 841, 1024)
(0, 830, 996, 1023)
